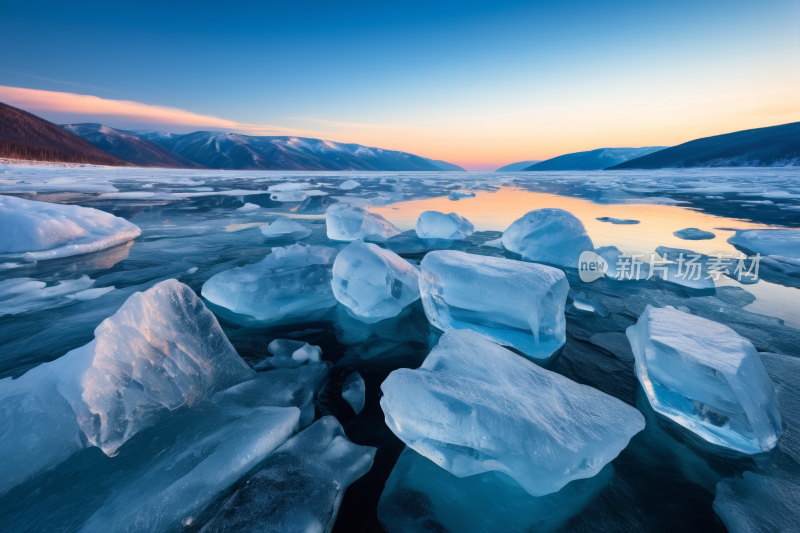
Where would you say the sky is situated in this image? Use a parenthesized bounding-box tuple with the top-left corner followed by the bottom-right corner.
(1, 0, 799, 171)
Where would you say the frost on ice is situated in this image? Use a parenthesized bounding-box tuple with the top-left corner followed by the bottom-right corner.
(199, 416, 375, 533)
(202, 244, 338, 323)
(0, 279, 255, 496)
(260, 219, 312, 240)
(380, 329, 645, 497)
(0, 195, 141, 261)
(626, 305, 781, 454)
(728, 228, 800, 260)
(419, 250, 568, 359)
(501, 208, 594, 268)
(332, 240, 420, 323)
(341, 371, 366, 414)
(326, 203, 401, 241)
(379, 447, 612, 533)
(415, 210, 474, 240)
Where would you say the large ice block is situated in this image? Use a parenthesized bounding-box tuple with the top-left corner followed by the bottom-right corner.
(378, 447, 613, 533)
(626, 305, 782, 453)
(415, 210, 474, 240)
(201, 244, 338, 323)
(326, 203, 401, 241)
(380, 329, 645, 497)
(419, 250, 568, 359)
(332, 240, 420, 323)
(199, 417, 375, 533)
(0, 195, 141, 261)
(0, 279, 255, 495)
(501, 208, 594, 268)
(728, 228, 800, 260)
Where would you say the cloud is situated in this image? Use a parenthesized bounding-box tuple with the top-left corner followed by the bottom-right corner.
(0, 85, 295, 135)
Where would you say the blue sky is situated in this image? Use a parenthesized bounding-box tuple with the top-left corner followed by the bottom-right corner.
(2, 0, 798, 170)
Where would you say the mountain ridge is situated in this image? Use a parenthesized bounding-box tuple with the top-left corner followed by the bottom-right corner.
(523, 147, 668, 171)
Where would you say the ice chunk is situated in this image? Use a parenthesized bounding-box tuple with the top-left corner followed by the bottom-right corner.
(501, 208, 594, 268)
(339, 179, 361, 190)
(626, 305, 781, 453)
(260, 219, 312, 240)
(0, 275, 95, 316)
(0, 279, 254, 495)
(713, 473, 800, 533)
(80, 406, 301, 533)
(0, 195, 141, 261)
(202, 244, 338, 323)
(596, 217, 640, 225)
(673, 228, 716, 240)
(380, 329, 645, 496)
(419, 251, 568, 359)
(448, 190, 475, 200)
(378, 447, 613, 533)
(728, 229, 800, 259)
(253, 339, 323, 370)
(595, 245, 650, 280)
(326, 203, 400, 241)
(332, 241, 420, 323)
(341, 371, 365, 414)
(415, 210, 474, 240)
(237, 202, 260, 211)
(198, 417, 375, 533)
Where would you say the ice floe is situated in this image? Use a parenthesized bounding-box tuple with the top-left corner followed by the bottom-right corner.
(260, 219, 312, 240)
(728, 229, 800, 260)
(673, 228, 716, 240)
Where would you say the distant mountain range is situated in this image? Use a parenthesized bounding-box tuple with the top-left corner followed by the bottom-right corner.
(609, 122, 800, 169)
(522, 147, 668, 171)
(495, 160, 541, 172)
(0, 103, 129, 166)
(61, 123, 465, 171)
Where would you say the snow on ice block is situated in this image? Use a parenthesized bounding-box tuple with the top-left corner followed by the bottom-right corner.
(626, 305, 781, 454)
(419, 250, 568, 359)
(415, 211, 474, 240)
(342, 371, 366, 414)
(0, 279, 254, 496)
(0, 195, 141, 260)
(332, 240, 420, 323)
(201, 244, 338, 323)
(380, 330, 645, 497)
(378, 447, 613, 533)
(326, 203, 401, 241)
(673, 227, 716, 240)
(713, 472, 800, 533)
(728, 228, 800, 260)
(254, 339, 323, 370)
(501, 208, 594, 268)
(260, 219, 312, 240)
(199, 416, 375, 533)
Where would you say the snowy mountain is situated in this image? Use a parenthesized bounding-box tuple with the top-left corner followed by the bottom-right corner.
(61, 124, 205, 168)
(421, 157, 467, 171)
(523, 147, 667, 171)
(495, 160, 541, 172)
(609, 122, 800, 169)
(64, 124, 462, 171)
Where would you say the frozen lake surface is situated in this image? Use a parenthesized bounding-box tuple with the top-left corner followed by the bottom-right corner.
(1, 164, 799, 532)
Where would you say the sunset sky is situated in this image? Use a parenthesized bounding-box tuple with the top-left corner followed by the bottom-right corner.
(2, 0, 799, 171)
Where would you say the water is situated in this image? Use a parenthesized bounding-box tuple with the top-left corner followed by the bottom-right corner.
(0, 166, 799, 532)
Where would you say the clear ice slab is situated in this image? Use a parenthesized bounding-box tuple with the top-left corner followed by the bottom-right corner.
(415, 210, 474, 240)
(201, 244, 338, 323)
(332, 240, 420, 323)
(0, 279, 255, 496)
(0, 195, 141, 261)
(380, 329, 645, 497)
(419, 250, 568, 359)
(501, 208, 594, 268)
(199, 416, 375, 533)
(325, 203, 401, 241)
(378, 447, 613, 533)
(626, 305, 782, 454)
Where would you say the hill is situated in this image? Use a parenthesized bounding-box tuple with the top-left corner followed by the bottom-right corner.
(608, 122, 800, 169)
(495, 160, 541, 172)
(0, 102, 129, 166)
(61, 124, 204, 168)
(523, 147, 667, 171)
(421, 157, 467, 171)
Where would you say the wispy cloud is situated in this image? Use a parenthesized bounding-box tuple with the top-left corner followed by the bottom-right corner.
(0, 70, 122, 93)
(0, 86, 297, 135)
